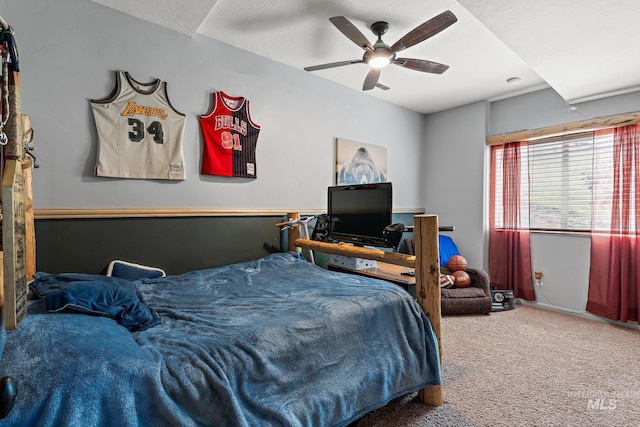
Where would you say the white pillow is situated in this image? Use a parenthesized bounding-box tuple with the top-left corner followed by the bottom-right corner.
(106, 260, 166, 280)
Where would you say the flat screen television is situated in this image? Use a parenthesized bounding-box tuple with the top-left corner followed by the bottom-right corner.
(327, 182, 393, 248)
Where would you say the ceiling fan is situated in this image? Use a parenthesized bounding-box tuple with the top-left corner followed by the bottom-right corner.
(304, 10, 457, 91)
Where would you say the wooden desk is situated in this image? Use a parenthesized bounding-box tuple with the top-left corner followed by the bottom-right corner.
(327, 262, 416, 296)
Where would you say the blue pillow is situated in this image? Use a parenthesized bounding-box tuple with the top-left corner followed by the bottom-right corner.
(439, 234, 461, 267)
(106, 260, 166, 281)
(29, 273, 161, 331)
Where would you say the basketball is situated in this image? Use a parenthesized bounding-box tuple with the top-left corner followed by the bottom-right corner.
(452, 270, 471, 287)
(447, 255, 468, 272)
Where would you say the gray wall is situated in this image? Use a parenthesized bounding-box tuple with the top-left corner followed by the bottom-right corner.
(422, 101, 489, 269)
(6, 0, 425, 212)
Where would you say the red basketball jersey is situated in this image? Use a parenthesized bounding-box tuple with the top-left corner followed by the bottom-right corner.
(199, 92, 261, 178)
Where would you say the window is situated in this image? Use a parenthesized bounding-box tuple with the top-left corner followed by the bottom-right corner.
(493, 132, 607, 232)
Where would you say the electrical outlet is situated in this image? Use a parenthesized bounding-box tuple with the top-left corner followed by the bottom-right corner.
(534, 271, 543, 287)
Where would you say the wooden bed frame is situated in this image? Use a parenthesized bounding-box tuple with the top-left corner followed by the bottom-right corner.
(0, 13, 443, 409)
(284, 212, 443, 406)
(0, 56, 442, 408)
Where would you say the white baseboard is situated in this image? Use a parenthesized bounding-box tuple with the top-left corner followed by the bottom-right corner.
(517, 300, 640, 331)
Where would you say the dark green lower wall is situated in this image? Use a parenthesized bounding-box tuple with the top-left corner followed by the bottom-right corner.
(34, 213, 419, 276)
(35, 216, 285, 275)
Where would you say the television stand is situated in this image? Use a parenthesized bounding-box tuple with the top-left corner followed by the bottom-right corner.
(327, 261, 416, 297)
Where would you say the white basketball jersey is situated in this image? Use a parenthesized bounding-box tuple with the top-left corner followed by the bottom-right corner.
(91, 71, 186, 180)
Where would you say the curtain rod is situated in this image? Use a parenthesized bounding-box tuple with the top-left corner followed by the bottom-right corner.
(486, 111, 640, 146)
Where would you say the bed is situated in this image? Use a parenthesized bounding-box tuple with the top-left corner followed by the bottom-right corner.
(0, 213, 443, 426)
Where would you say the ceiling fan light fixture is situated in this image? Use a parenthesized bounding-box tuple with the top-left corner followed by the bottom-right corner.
(369, 55, 391, 68)
(364, 45, 394, 69)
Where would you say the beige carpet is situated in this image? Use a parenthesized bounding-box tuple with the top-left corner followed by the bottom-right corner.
(354, 305, 640, 427)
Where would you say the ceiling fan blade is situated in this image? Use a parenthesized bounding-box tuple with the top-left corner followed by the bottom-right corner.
(394, 58, 449, 74)
(304, 60, 363, 72)
(363, 68, 380, 91)
(329, 16, 373, 51)
(391, 10, 457, 53)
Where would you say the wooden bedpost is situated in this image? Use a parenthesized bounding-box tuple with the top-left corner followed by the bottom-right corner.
(1, 65, 29, 330)
(414, 214, 443, 406)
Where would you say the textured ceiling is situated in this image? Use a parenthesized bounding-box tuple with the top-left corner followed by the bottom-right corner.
(91, 0, 640, 114)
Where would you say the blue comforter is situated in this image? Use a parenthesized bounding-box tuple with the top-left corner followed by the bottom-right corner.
(0, 252, 441, 426)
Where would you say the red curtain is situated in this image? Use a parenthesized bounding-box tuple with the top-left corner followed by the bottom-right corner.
(587, 124, 640, 322)
(489, 142, 536, 300)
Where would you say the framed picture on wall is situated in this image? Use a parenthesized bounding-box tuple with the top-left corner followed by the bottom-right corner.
(335, 138, 388, 185)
